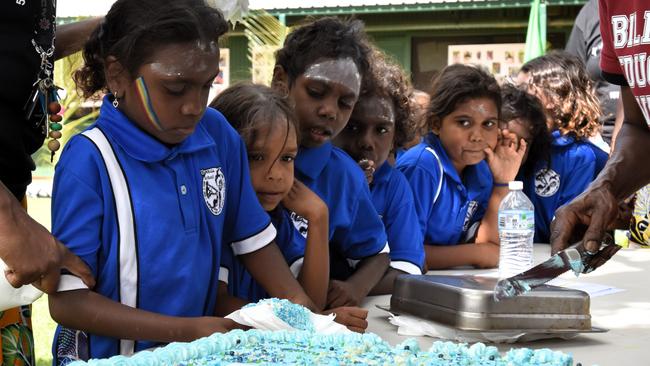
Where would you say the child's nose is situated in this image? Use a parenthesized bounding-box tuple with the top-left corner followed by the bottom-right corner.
(181, 97, 204, 117)
(266, 161, 283, 181)
(469, 127, 483, 142)
(317, 99, 337, 121)
(358, 130, 373, 150)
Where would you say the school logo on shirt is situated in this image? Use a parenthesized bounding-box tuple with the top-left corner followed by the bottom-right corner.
(534, 168, 560, 197)
(201, 167, 226, 216)
(462, 201, 479, 232)
(290, 212, 309, 238)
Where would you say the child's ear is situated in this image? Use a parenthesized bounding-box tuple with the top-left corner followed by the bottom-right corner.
(430, 117, 441, 135)
(105, 56, 128, 98)
(271, 65, 289, 96)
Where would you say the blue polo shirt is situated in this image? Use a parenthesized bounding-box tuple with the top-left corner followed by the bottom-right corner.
(396, 133, 493, 245)
(51, 98, 275, 361)
(220, 207, 306, 302)
(521, 130, 607, 243)
(371, 162, 425, 274)
(293, 143, 388, 267)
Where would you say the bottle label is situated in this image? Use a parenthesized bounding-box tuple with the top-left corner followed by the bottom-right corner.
(498, 210, 534, 230)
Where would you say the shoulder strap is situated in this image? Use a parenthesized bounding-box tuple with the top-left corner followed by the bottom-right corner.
(424, 147, 444, 206)
(82, 128, 137, 356)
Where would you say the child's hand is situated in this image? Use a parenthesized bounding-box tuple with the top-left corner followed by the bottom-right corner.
(326, 279, 362, 308)
(358, 159, 375, 185)
(192, 317, 245, 339)
(281, 180, 328, 221)
(484, 129, 527, 184)
(472, 242, 499, 269)
(325, 306, 368, 333)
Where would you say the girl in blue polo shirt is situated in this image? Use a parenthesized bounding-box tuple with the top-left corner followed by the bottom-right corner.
(514, 51, 609, 243)
(334, 47, 425, 293)
(211, 83, 368, 332)
(210, 83, 329, 309)
(271, 17, 390, 309)
(48, 1, 313, 363)
(396, 64, 526, 270)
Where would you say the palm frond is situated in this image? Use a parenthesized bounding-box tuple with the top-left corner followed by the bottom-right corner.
(241, 10, 289, 85)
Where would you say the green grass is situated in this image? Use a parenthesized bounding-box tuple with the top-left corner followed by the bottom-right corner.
(26, 197, 56, 366)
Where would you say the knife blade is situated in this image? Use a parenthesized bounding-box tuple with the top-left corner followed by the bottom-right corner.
(493, 234, 621, 302)
(493, 244, 586, 302)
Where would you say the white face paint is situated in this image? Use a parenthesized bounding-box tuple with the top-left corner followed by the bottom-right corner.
(148, 40, 219, 78)
(302, 57, 361, 96)
(471, 101, 489, 115)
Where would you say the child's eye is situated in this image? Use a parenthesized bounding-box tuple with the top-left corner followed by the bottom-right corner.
(377, 127, 389, 134)
(307, 87, 324, 98)
(457, 119, 471, 127)
(281, 154, 296, 162)
(249, 153, 264, 162)
(165, 85, 186, 96)
(484, 120, 497, 128)
(346, 123, 360, 133)
(339, 98, 355, 110)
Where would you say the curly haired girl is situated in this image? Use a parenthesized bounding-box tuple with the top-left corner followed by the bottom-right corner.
(515, 51, 609, 242)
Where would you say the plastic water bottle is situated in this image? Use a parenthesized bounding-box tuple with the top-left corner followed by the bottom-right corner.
(498, 181, 535, 278)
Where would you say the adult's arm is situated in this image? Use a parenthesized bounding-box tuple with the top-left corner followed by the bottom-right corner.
(551, 86, 650, 254)
(54, 17, 103, 60)
(0, 182, 94, 293)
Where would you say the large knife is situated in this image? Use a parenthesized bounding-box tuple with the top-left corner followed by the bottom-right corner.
(493, 238, 620, 301)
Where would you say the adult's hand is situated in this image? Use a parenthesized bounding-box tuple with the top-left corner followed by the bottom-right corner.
(0, 183, 94, 293)
(550, 183, 619, 256)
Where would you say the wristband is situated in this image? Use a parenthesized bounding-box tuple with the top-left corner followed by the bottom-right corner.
(494, 182, 509, 187)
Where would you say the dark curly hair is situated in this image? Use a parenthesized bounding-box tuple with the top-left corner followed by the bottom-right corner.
(427, 64, 501, 131)
(501, 84, 551, 177)
(74, 0, 228, 98)
(274, 17, 371, 87)
(520, 50, 601, 139)
(361, 46, 416, 149)
(210, 82, 298, 149)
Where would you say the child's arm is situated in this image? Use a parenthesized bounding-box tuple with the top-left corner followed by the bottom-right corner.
(239, 243, 317, 311)
(49, 289, 240, 343)
(214, 282, 249, 317)
(281, 180, 329, 310)
(369, 268, 406, 295)
(476, 129, 527, 246)
(326, 253, 389, 308)
(424, 243, 499, 269)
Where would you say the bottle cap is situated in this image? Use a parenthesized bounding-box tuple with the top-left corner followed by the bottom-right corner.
(508, 181, 523, 190)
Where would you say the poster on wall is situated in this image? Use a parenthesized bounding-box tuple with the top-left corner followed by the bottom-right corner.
(447, 43, 525, 81)
(208, 48, 230, 103)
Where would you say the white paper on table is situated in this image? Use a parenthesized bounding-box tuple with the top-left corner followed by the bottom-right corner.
(226, 301, 351, 334)
(386, 312, 578, 344)
(546, 278, 625, 297)
(0, 259, 43, 311)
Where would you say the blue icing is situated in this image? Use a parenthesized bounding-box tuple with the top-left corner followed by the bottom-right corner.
(244, 298, 315, 332)
(68, 329, 574, 366)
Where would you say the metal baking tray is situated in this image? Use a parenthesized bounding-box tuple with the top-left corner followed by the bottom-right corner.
(390, 274, 599, 332)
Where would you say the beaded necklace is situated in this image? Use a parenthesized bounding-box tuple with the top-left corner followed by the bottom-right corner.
(24, 0, 63, 162)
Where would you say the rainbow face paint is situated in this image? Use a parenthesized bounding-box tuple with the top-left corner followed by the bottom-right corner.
(135, 76, 164, 131)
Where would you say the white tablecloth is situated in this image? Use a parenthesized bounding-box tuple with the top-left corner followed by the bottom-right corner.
(362, 244, 650, 366)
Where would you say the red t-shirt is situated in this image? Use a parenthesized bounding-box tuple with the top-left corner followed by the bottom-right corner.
(599, 0, 650, 127)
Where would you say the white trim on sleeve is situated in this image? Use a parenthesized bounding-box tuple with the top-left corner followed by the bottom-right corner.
(289, 257, 304, 278)
(218, 267, 229, 284)
(57, 274, 89, 292)
(390, 261, 423, 275)
(231, 223, 277, 255)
